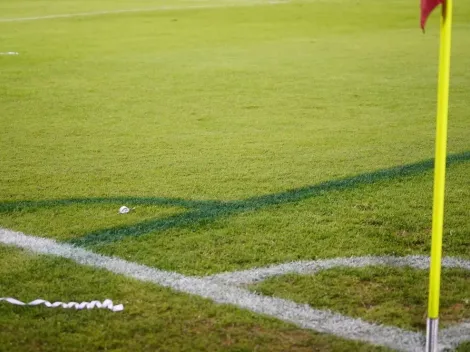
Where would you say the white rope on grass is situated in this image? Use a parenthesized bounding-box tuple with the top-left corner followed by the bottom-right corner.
(0, 297, 124, 312)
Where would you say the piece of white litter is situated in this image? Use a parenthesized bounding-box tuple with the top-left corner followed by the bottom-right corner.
(119, 206, 130, 214)
(0, 298, 124, 312)
(0, 52, 19, 55)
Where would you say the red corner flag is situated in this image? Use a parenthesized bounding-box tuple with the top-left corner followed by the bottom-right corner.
(421, 0, 443, 29)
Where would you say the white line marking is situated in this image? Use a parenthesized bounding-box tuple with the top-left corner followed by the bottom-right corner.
(207, 255, 470, 285)
(0, 228, 468, 351)
(440, 322, 470, 350)
(0, 52, 19, 55)
(0, 1, 289, 23)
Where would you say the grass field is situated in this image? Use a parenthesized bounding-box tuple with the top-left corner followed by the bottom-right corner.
(1, 0, 469, 351)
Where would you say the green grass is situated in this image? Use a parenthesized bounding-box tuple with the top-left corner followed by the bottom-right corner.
(1, 246, 391, 352)
(89, 161, 470, 275)
(251, 266, 470, 331)
(0, 0, 231, 18)
(0, 0, 469, 350)
(2, 0, 470, 202)
(0, 200, 186, 241)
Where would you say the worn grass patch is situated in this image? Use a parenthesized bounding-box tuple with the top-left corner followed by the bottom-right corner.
(251, 266, 470, 332)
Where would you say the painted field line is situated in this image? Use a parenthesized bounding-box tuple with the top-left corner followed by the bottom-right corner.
(441, 322, 470, 348)
(207, 255, 470, 285)
(0, 1, 289, 23)
(1, 228, 469, 351)
(0, 228, 424, 352)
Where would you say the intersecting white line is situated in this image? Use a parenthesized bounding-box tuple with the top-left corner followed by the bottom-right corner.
(206, 255, 470, 285)
(0, 1, 289, 23)
(1, 227, 469, 352)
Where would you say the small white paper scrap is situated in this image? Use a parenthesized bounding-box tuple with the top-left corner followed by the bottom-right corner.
(0, 298, 124, 312)
(119, 206, 130, 214)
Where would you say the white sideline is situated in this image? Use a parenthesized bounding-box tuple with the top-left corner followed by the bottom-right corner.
(1, 227, 469, 352)
(0, 1, 289, 23)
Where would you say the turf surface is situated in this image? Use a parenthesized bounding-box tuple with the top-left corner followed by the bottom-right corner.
(0, 0, 469, 350)
(1, 246, 390, 352)
(251, 266, 470, 331)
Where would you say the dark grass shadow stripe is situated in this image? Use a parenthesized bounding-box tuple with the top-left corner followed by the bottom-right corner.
(1, 151, 469, 247)
(67, 151, 470, 247)
(0, 196, 222, 214)
(240, 150, 470, 208)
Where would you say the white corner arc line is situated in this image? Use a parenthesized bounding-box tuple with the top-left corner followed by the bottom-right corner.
(1, 228, 469, 352)
(206, 255, 470, 285)
(440, 322, 470, 349)
(0, 1, 289, 23)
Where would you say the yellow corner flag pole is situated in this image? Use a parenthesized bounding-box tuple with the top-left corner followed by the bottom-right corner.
(426, 0, 453, 351)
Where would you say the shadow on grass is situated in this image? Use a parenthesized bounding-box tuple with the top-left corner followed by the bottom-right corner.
(1, 151, 469, 247)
